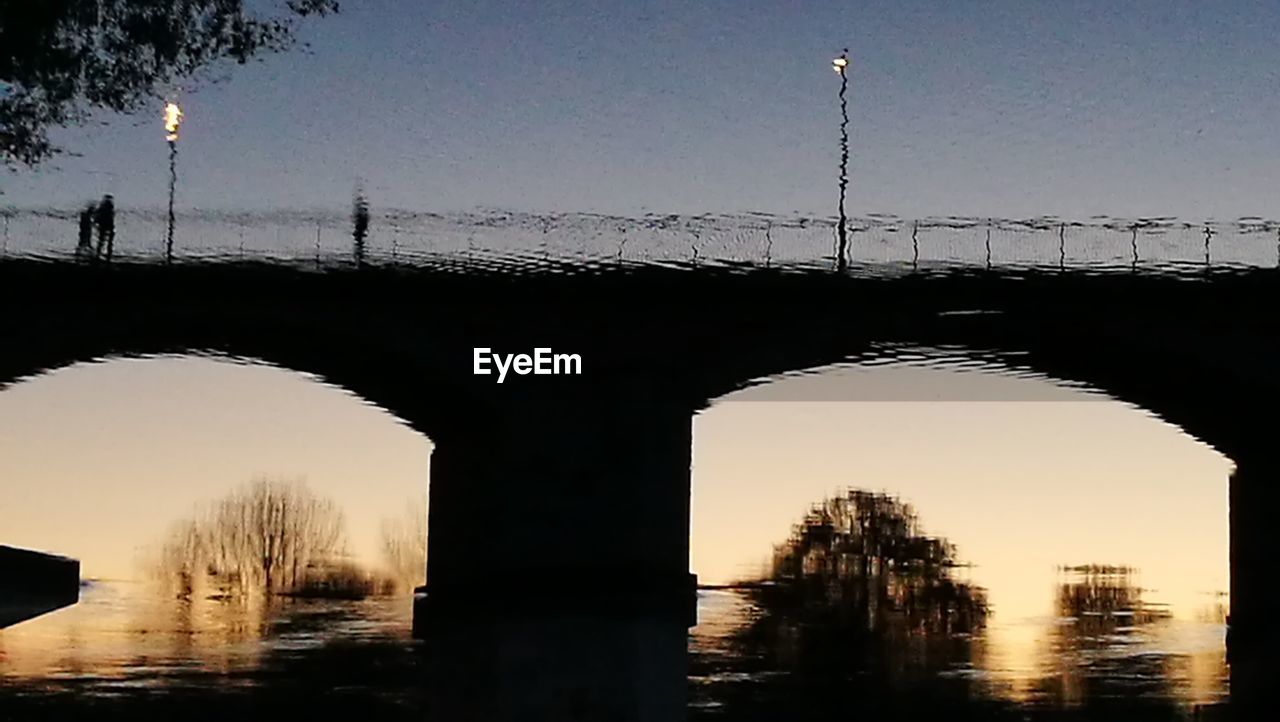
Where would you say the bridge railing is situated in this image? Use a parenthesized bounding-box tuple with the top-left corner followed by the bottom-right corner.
(2, 206, 1278, 275)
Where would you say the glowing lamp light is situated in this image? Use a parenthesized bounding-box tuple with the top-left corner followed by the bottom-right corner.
(164, 102, 184, 142)
(832, 56, 848, 74)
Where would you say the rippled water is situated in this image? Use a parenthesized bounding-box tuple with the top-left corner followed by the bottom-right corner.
(689, 587, 1227, 719)
(0, 581, 416, 697)
(0, 579, 1227, 718)
(3, 207, 1279, 278)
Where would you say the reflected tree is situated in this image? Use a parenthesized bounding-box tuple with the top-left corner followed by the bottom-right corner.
(148, 476, 348, 598)
(1054, 564, 1171, 633)
(1030, 564, 1181, 710)
(156, 516, 204, 597)
(1, 0, 339, 167)
(738, 488, 990, 684)
(694, 489, 1000, 720)
(762, 489, 988, 637)
(379, 495, 426, 593)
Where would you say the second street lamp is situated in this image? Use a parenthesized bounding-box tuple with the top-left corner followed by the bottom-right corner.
(833, 49, 850, 273)
(164, 101, 184, 264)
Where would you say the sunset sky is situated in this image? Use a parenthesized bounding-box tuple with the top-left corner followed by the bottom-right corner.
(3, 1, 1279, 220)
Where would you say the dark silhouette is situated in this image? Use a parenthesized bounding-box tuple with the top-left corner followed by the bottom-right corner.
(1026, 565, 1185, 713)
(76, 202, 95, 258)
(1131, 223, 1139, 270)
(1053, 564, 1171, 628)
(753, 489, 987, 640)
(911, 220, 920, 270)
(286, 556, 380, 599)
(833, 48, 850, 272)
(1059, 222, 1067, 271)
(92, 194, 115, 260)
(166, 126, 179, 264)
(0, 545, 79, 628)
(692, 490, 995, 721)
(985, 222, 993, 269)
(352, 189, 370, 266)
(93, 194, 115, 261)
(0, 258, 1270, 718)
(0, 0, 339, 167)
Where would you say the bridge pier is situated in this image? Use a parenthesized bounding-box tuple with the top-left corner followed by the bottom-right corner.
(0, 546, 80, 628)
(417, 396, 696, 721)
(1228, 458, 1280, 709)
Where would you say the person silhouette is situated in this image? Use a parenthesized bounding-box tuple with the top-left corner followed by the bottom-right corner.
(77, 202, 96, 259)
(94, 194, 115, 261)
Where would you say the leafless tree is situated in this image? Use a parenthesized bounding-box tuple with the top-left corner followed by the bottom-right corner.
(151, 517, 205, 597)
(379, 495, 426, 592)
(147, 476, 347, 598)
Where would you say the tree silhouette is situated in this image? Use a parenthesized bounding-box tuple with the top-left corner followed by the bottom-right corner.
(698, 489, 995, 719)
(764, 489, 987, 636)
(1030, 564, 1179, 709)
(148, 476, 347, 598)
(1, 0, 339, 167)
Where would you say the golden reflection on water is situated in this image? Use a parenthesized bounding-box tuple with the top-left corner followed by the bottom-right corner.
(0, 580, 414, 694)
(690, 395, 1231, 713)
(0, 581, 269, 688)
(2, 576, 1228, 710)
(979, 566, 1228, 708)
(690, 567, 1229, 712)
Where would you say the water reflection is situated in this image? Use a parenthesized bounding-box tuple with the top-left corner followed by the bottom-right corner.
(0, 575, 1229, 719)
(764, 490, 988, 638)
(147, 477, 357, 601)
(688, 490, 996, 719)
(1026, 566, 1227, 711)
(0, 580, 415, 697)
(687, 491, 1228, 720)
(5, 207, 1279, 277)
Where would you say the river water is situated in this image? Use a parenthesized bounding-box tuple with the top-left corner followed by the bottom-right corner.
(0, 578, 1226, 719)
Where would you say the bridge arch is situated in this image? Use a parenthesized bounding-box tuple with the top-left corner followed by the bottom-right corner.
(690, 357, 1233, 701)
(0, 350, 437, 436)
(0, 354, 435, 602)
(0, 270, 503, 444)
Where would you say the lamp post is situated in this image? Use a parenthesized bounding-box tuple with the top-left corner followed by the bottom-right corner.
(833, 49, 850, 272)
(164, 101, 184, 264)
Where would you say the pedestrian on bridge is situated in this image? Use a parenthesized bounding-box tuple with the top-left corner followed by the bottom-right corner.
(94, 195, 115, 262)
(77, 202, 96, 260)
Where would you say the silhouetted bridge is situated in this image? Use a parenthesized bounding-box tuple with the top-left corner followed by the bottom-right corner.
(1, 257, 1275, 720)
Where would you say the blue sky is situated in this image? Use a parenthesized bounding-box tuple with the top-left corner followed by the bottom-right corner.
(3, 0, 1278, 219)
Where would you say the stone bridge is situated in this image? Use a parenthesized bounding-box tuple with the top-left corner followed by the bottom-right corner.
(1, 258, 1274, 719)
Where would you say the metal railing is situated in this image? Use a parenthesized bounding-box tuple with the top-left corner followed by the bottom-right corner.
(3, 206, 1277, 276)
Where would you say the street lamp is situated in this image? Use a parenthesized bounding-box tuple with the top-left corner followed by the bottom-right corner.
(164, 101, 184, 264)
(833, 49, 850, 272)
